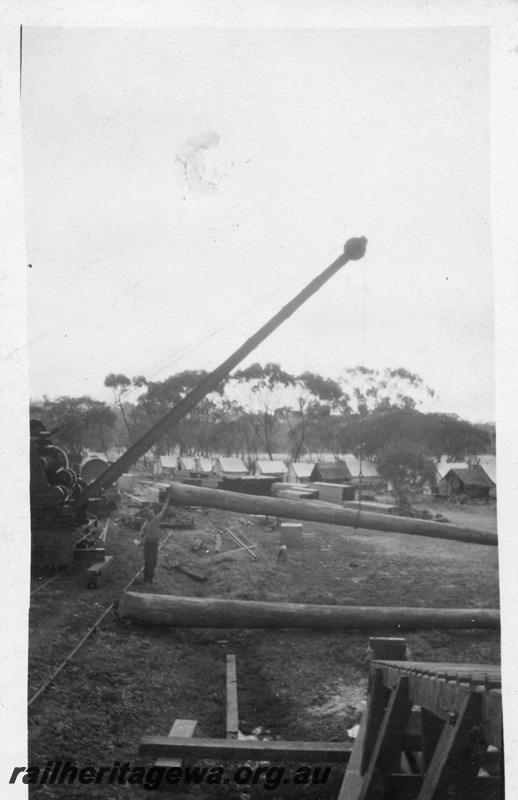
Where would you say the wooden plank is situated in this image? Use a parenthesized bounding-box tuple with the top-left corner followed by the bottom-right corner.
(156, 719, 197, 768)
(226, 654, 239, 740)
(140, 736, 352, 763)
(359, 677, 414, 800)
(416, 691, 488, 800)
(338, 711, 368, 800)
(361, 668, 391, 774)
(224, 528, 257, 560)
(483, 689, 503, 750)
(277, 489, 319, 501)
(210, 547, 252, 564)
(374, 662, 501, 730)
(374, 661, 501, 677)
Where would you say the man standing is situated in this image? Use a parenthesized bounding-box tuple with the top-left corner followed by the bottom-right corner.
(139, 489, 170, 584)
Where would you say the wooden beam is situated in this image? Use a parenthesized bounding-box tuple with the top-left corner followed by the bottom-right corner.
(165, 483, 497, 547)
(224, 528, 257, 560)
(117, 592, 500, 631)
(338, 711, 369, 800)
(415, 691, 488, 800)
(361, 668, 391, 774)
(226, 655, 239, 740)
(359, 677, 414, 800)
(139, 735, 352, 763)
(155, 719, 197, 769)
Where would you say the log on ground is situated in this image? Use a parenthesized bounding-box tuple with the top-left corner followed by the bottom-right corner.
(166, 483, 497, 547)
(118, 592, 500, 630)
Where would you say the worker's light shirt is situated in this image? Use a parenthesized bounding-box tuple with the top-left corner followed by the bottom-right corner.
(141, 516, 161, 543)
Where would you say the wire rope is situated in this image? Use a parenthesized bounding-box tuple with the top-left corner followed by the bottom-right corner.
(44, 245, 342, 435)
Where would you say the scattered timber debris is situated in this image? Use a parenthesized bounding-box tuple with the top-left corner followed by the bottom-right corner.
(164, 556, 207, 582)
(210, 546, 256, 564)
(223, 527, 257, 560)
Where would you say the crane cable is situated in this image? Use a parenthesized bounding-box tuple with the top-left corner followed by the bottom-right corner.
(330, 248, 368, 574)
(44, 245, 343, 435)
(354, 250, 368, 531)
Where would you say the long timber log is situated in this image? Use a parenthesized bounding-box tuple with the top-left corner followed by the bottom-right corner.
(167, 483, 497, 547)
(118, 593, 500, 630)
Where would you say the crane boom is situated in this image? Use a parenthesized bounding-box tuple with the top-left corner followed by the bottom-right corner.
(74, 236, 367, 508)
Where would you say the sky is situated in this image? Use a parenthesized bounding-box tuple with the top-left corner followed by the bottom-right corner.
(22, 25, 494, 422)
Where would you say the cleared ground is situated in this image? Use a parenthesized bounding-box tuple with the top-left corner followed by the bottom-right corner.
(28, 496, 499, 798)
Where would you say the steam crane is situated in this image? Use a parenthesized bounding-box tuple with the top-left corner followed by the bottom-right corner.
(30, 237, 368, 563)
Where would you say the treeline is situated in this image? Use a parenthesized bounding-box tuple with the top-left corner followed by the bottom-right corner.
(30, 364, 494, 473)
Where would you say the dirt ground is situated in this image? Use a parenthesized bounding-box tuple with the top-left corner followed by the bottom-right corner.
(27, 495, 500, 798)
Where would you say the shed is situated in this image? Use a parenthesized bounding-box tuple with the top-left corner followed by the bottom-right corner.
(439, 466, 495, 499)
(436, 461, 469, 480)
(286, 462, 318, 484)
(195, 457, 213, 475)
(253, 460, 287, 478)
(313, 461, 352, 484)
(478, 456, 497, 486)
(213, 457, 249, 477)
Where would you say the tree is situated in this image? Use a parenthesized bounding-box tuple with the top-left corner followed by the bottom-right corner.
(231, 363, 295, 458)
(30, 396, 117, 456)
(208, 400, 262, 459)
(286, 372, 349, 460)
(423, 413, 492, 463)
(136, 370, 227, 455)
(342, 367, 435, 415)
(376, 440, 436, 508)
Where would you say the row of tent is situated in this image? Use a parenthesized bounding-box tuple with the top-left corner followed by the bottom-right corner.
(90, 450, 497, 497)
(154, 454, 381, 486)
(159, 454, 497, 497)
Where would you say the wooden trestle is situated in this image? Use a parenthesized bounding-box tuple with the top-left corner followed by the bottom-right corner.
(339, 659, 503, 800)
